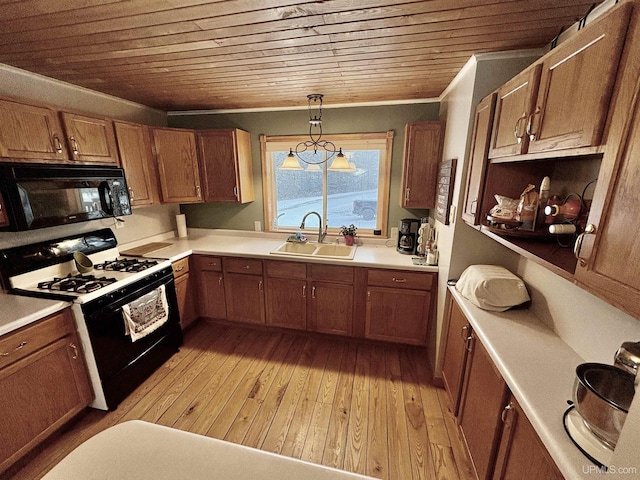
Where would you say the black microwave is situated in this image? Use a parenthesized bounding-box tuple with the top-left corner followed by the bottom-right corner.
(0, 163, 132, 231)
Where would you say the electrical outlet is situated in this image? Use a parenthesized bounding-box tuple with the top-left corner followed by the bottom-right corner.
(254, 220, 262, 231)
(449, 205, 457, 224)
(390, 226, 399, 239)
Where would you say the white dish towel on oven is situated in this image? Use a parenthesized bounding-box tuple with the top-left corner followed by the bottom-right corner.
(122, 285, 169, 342)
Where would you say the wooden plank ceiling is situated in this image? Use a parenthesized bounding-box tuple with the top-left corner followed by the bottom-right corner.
(0, 0, 601, 111)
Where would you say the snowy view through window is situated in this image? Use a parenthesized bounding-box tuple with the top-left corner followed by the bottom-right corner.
(272, 150, 381, 231)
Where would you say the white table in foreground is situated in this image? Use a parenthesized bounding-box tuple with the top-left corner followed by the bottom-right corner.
(43, 421, 375, 480)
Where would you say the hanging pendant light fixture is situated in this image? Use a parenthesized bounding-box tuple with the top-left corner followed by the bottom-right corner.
(280, 94, 349, 171)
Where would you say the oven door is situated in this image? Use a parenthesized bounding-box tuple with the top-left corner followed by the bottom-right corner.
(80, 267, 182, 410)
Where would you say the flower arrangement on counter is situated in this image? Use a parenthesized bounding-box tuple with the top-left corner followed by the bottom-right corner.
(339, 224, 357, 245)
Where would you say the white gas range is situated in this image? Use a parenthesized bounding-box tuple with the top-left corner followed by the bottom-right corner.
(0, 229, 183, 411)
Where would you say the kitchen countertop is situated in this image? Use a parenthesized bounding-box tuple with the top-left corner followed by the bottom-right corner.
(0, 229, 437, 338)
(0, 291, 70, 336)
(449, 287, 599, 480)
(124, 229, 440, 273)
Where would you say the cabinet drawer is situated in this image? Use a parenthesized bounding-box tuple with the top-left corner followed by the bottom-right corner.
(192, 255, 222, 272)
(224, 257, 263, 275)
(171, 257, 190, 278)
(0, 309, 74, 370)
(367, 269, 434, 290)
(309, 264, 354, 284)
(266, 260, 306, 280)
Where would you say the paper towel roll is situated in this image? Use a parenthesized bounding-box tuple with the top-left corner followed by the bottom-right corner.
(176, 214, 187, 238)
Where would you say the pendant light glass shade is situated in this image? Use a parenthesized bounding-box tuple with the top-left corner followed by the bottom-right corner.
(327, 149, 354, 171)
(280, 149, 304, 170)
(306, 163, 322, 172)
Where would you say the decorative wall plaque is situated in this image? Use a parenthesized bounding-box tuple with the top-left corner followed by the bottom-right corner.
(436, 158, 457, 225)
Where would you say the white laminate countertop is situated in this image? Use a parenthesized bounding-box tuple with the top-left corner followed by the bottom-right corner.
(0, 291, 70, 336)
(124, 230, 440, 273)
(449, 287, 599, 480)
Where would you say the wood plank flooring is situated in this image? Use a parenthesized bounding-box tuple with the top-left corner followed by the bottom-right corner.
(6, 320, 475, 480)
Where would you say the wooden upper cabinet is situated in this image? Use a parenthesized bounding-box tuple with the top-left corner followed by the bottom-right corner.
(152, 127, 202, 204)
(60, 112, 119, 165)
(527, 4, 630, 154)
(114, 121, 159, 208)
(400, 121, 444, 209)
(492, 394, 563, 480)
(197, 128, 254, 203)
(574, 67, 640, 320)
(488, 66, 541, 159)
(0, 99, 69, 162)
(463, 93, 496, 226)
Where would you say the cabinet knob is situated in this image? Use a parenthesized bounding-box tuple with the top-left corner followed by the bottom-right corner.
(196, 185, 201, 198)
(514, 112, 527, 143)
(501, 402, 515, 423)
(312, 286, 316, 299)
(233, 186, 238, 198)
(52, 135, 63, 154)
(4, 340, 29, 355)
(392, 277, 407, 283)
(69, 343, 79, 360)
(526, 107, 541, 141)
(258, 280, 263, 291)
(174, 265, 184, 272)
(302, 284, 307, 298)
(69, 136, 79, 155)
(218, 275, 223, 286)
(574, 223, 596, 267)
(405, 187, 411, 201)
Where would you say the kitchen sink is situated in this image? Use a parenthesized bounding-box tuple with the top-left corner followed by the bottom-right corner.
(270, 241, 357, 260)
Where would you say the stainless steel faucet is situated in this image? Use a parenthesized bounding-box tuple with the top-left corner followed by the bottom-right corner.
(300, 211, 327, 243)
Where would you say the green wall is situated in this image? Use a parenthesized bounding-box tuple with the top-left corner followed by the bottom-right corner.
(169, 103, 440, 234)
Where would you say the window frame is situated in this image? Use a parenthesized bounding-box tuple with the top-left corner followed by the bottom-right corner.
(260, 131, 393, 236)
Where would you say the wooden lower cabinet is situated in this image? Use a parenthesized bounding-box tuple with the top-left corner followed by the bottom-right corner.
(309, 281, 353, 336)
(172, 257, 197, 329)
(222, 257, 265, 325)
(364, 268, 434, 345)
(0, 309, 92, 475)
(444, 296, 562, 480)
(493, 394, 563, 480)
(265, 260, 307, 330)
(193, 257, 227, 320)
(441, 298, 472, 416)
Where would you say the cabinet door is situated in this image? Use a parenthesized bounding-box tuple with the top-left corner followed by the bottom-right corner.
(309, 281, 353, 336)
(224, 273, 265, 324)
(196, 269, 227, 319)
(198, 129, 254, 203)
(60, 112, 119, 164)
(574, 73, 640, 320)
(174, 272, 197, 330)
(441, 299, 471, 416)
(114, 121, 159, 207)
(488, 66, 541, 159)
(462, 93, 496, 226)
(0, 99, 68, 162)
(527, 5, 629, 154)
(152, 128, 202, 204)
(400, 122, 443, 209)
(458, 335, 508, 480)
(0, 334, 92, 473)
(365, 286, 429, 345)
(492, 395, 563, 480)
(265, 277, 307, 330)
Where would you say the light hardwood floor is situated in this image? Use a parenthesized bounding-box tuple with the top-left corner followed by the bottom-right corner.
(6, 320, 475, 480)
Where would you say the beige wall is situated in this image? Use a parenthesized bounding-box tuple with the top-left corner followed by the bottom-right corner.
(0, 63, 178, 249)
(169, 103, 441, 235)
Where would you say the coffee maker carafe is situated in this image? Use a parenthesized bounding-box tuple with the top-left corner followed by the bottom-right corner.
(397, 218, 419, 255)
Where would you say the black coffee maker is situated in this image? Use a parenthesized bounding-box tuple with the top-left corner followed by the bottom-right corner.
(397, 218, 419, 255)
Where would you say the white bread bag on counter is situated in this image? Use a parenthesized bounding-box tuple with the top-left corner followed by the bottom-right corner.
(455, 265, 530, 312)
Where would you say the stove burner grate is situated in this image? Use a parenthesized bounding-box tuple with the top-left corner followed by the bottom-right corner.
(38, 274, 117, 293)
(94, 258, 159, 273)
